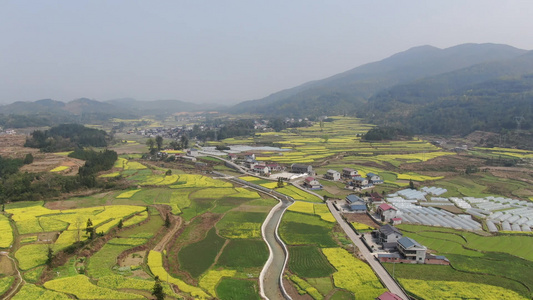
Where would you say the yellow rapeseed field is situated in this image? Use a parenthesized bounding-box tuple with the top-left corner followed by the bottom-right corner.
(322, 248, 386, 299)
(199, 269, 237, 296)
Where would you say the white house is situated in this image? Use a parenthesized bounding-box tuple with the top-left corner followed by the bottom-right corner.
(303, 177, 322, 190)
(342, 168, 360, 179)
(324, 169, 341, 181)
(253, 164, 269, 175)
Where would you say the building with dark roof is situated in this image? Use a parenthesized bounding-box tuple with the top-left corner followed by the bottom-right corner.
(397, 236, 427, 263)
(377, 224, 403, 249)
(291, 163, 313, 174)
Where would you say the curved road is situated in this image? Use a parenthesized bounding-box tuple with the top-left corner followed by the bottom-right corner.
(327, 201, 409, 300)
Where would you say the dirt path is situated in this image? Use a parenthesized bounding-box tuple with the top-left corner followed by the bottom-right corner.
(0, 251, 25, 299)
(153, 215, 182, 252)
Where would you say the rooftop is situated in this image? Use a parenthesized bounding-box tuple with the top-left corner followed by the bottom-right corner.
(378, 203, 396, 211)
(398, 236, 425, 250)
(379, 224, 402, 236)
(346, 194, 363, 203)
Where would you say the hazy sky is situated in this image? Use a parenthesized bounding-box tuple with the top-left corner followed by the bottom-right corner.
(1, 1, 533, 105)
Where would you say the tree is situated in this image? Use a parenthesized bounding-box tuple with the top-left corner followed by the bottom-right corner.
(155, 136, 163, 151)
(23, 153, 34, 164)
(146, 138, 155, 152)
(169, 140, 180, 150)
(86, 218, 94, 239)
(152, 276, 165, 300)
(180, 135, 189, 149)
(46, 247, 54, 266)
(165, 214, 171, 228)
(165, 169, 172, 176)
(117, 219, 123, 229)
(277, 177, 284, 188)
(409, 179, 415, 190)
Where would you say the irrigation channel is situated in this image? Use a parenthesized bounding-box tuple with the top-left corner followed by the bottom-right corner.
(259, 194, 293, 300)
(213, 168, 293, 300)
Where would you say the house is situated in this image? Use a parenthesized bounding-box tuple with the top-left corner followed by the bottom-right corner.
(353, 177, 372, 188)
(180, 155, 197, 162)
(376, 203, 397, 222)
(303, 177, 322, 190)
(376, 292, 403, 300)
(291, 163, 313, 174)
(266, 163, 284, 172)
(346, 194, 363, 204)
(187, 148, 199, 157)
(227, 153, 237, 161)
(342, 168, 360, 179)
(378, 249, 449, 265)
(367, 173, 383, 184)
(397, 236, 427, 263)
(246, 161, 259, 169)
(376, 224, 403, 249)
(391, 217, 402, 225)
(324, 169, 341, 181)
(244, 153, 256, 162)
(370, 192, 384, 203)
(349, 201, 367, 213)
(253, 164, 269, 175)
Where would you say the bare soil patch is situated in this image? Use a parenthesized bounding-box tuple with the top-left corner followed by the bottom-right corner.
(343, 213, 380, 228)
(283, 276, 312, 300)
(119, 250, 145, 267)
(37, 232, 58, 243)
(0, 255, 15, 276)
(20, 153, 85, 175)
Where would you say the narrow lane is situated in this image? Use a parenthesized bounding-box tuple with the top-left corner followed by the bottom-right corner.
(327, 201, 410, 300)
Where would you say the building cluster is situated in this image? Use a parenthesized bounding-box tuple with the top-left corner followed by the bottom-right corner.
(371, 225, 449, 265)
(324, 167, 383, 191)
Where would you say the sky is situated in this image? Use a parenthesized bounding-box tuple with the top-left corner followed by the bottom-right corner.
(1, 1, 533, 105)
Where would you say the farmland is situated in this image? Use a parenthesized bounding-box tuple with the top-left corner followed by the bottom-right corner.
(3, 115, 533, 299)
(0, 149, 279, 300)
(386, 224, 533, 298)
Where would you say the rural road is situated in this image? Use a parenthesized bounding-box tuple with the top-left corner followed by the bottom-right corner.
(326, 201, 410, 300)
(0, 251, 24, 299)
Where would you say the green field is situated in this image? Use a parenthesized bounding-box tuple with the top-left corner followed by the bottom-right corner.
(288, 246, 335, 278)
(216, 211, 266, 239)
(178, 228, 226, 278)
(280, 212, 337, 247)
(216, 278, 260, 300)
(217, 239, 269, 269)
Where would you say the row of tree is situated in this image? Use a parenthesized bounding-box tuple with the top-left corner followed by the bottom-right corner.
(25, 124, 110, 152)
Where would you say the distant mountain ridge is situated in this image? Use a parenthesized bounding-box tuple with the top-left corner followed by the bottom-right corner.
(232, 43, 533, 135)
(232, 43, 528, 118)
(0, 97, 215, 118)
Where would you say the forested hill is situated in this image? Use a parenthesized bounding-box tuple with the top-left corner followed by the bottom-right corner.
(363, 51, 533, 135)
(231, 43, 527, 117)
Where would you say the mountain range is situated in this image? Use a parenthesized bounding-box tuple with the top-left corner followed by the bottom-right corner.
(2, 43, 533, 135)
(232, 43, 533, 135)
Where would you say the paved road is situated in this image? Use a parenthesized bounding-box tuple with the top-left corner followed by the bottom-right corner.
(327, 201, 410, 300)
